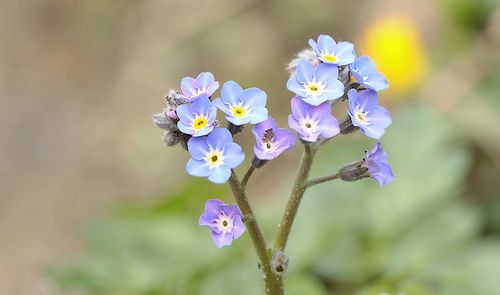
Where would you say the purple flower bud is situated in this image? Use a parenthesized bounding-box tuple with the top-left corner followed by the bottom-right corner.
(252, 117, 295, 160)
(349, 56, 389, 92)
(308, 34, 355, 66)
(288, 97, 340, 142)
(347, 89, 392, 139)
(199, 199, 246, 248)
(186, 128, 245, 184)
(287, 60, 344, 106)
(364, 142, 394, 186)
(181, 72, 219, 101)
(176, 95, 217, 137)
(213, 81, 268, 126)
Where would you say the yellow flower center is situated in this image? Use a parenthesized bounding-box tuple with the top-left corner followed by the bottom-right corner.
(307, 83, 320, 93)
(193, 117, 208, 130)
(231, 106, 246, 118)
(323, 54, 337, 63)
(205, 150, 224, 169)
(355, 111, 367, 123)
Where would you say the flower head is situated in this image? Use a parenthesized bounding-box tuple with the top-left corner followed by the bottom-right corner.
(364, 142, 394, 186)
(287, 60, 344, 106)
(186, 128, 245, 184)
(308, 35, 355, 66)
(347, 89, 391, 139)
(176, 95, 216, 137)
(252, 117, 295, 160)
(199, 199, 246, 248)
(349, 56, 389, 92)
(213, 81, 268, 126)
(288, 97, 339, 142)
(181, 72, 219, 101)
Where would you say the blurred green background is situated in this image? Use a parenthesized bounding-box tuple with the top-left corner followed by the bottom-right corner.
(1, 0, 500, 294)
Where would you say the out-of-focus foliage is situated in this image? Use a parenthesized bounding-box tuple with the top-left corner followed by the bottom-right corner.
(48, 103, 500, 295)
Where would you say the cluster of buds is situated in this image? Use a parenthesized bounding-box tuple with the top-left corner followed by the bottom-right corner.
(153, 34, 394, 249)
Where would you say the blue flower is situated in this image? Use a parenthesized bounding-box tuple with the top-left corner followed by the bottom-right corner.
(186, 128, 245, 184)
(176, 95, 216, 137)
(213, 81, 268, 126)
(347, 89, 392, 139)
(308, 35, 355, 66)
(181, 72, 219, 101)
(364, 142, 394, 186)
(252, 117, 295, 160)
(287, 60, 344, 106)
(349, 56, 389, 92)
(199, 199, 246, 248)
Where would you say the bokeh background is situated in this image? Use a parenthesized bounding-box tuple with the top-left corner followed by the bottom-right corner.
(1, 0, 500, 294)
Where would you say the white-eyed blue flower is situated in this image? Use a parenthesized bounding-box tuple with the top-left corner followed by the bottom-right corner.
(308, 34, 355, 66)
(213, 81, 268, 126)
(252, 117, 295, 160)
(287, 60, 344, 106)
(364, 142, 394, 186)
(186, 128, 245, 184)
(347, 89, 392, 139)
(199, 199, 246, 248)
(181, 72, 219, 101)
(176, 95, 216, 137)
(349, 56, 389, 92)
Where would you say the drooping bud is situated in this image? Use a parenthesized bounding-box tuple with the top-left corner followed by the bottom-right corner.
(227, 122, 244, 135)
(338, 160, 369, 181)
(163, 130, 182, 146)
(271, 250, 289, 275)
(286, 49, 320, 76)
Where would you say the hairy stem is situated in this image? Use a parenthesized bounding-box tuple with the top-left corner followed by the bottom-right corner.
(273, 144, 317, 250)
(228, 170, 283, 295)
(241, 166, 256, 189)
(306, 173, 339, 188)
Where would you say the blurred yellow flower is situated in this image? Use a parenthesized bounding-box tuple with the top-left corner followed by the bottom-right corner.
(360, 16, 429, 96)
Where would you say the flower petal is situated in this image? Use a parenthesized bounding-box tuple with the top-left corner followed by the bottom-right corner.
(206, 128, 233, 150)
(208, 166, 231, 184)
(181, 77, 199, 97)
(186, 158, 211, 177)
(295, 60, 314, 83)
(221, 81, 243, 105)
(223, 143, 245, 169)
(199, 199, 224, 226)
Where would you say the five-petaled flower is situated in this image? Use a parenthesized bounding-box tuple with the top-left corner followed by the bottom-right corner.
(288, 96, 340, 142)
(199, 199, 246, 248)
(186, 128, 245, 184)
(213, 81, 268, 126)
(349, 56, 389, 92)
(364, 142, 394, 186)
(176, 95, 217, 137)
(287, 60, 344, 106)
(347, 89, 392, 139)
(181, 72, 219, 101)
(308, 34, 355, 66)
(252, 117, 295, 160)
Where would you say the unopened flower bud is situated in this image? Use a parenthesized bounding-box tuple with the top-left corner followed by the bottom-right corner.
(165, 89, 188, 109)
(338, 160, 369, 181)
(339, 116, 359, 135)
(251, 156, 268, 169)
(271, 250, 289, 275)
(163, 130, 182, 146)
(227, 122, 244, 135)
(287, 49, 320, 76)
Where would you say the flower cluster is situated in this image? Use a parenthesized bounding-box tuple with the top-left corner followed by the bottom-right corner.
(153, 34, 394, 249)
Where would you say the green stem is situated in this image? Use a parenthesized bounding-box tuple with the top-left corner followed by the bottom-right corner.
(306, 173, 339, 188)
(228, 170, 283, 295)
(273, 144, 317, 250)
(241, 166, 256, 189)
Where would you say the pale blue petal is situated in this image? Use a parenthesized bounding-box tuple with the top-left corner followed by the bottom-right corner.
(221, 81, 243, 105)
(241, 88, 267, 108)
(187, 137, 209, 159)
(287, 78, 307, 97)
(208, 166, 231, 184)
(186, 158, 211, 177)
(206, 128, 233, 150)
(223, 143, 245, 169)
(246, 107, 268, 124)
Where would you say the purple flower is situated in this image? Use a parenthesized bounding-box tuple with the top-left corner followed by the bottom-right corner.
(287, 60, 344, 106)
(308, 35, 355, 66)
(176, 95, 216, 137)
(186, 128, 245, 184)
(213, 81, 268, 125)
(288, 97, 340, 142)
(181, 72, 219, 101)
(252, 117, 295, 160)
(349, 56, 389, 92)
(364, 142, 394, 186)
(347, 89, 392, 139)
(199, 199, 246, 248)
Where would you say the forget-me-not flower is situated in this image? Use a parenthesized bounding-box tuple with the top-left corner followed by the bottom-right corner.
(199, 199, 246, 248)
(286, 60, 344, 106)
(181, 72, 219, 101)
(349, 56, 389, 92)
(252, 117, 295, 160)
(364, 142, 394, 186)
(308, 35, 355, 66)
(176, 95, 216, 137)
(186, 128, 245, 184)
(213, 81, 268, 126)
(347, 89, 392, 139)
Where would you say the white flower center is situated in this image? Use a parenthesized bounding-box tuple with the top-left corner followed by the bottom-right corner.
(300, 116, 319, 135)
(262, 141, 277, 153)
(204, 148, 224, 169)
(216, 215, 234, 233)
(354, 105, 370, 124)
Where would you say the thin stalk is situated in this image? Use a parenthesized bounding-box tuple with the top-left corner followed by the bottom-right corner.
(273, 144, 317, 250)
(228, 171, 283, 295)
(306, 173, 339, 188)
(241, 166, 256, 189)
